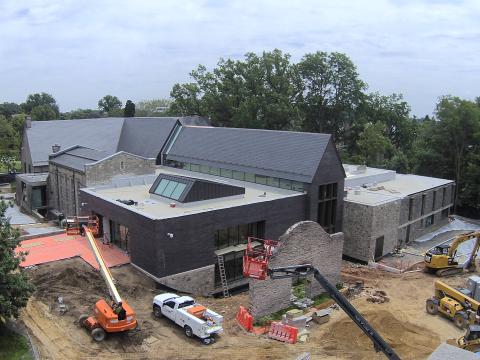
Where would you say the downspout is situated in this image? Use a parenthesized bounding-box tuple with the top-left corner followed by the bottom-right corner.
(73, 171, 77, 216)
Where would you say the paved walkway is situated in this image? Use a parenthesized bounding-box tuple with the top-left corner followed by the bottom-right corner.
(4, 204, 38, 225)
(16, 233, 130, 269)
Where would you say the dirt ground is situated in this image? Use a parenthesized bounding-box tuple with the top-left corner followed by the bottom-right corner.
(20, 258, 470, 360)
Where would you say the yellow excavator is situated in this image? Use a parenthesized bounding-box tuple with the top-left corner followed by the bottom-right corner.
(424, 231, 480, 277)
(426, 277, 480, 329)
(447, 325, 480, 353)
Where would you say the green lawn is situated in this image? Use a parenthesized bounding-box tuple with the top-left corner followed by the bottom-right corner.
(0, 326, 32, 360)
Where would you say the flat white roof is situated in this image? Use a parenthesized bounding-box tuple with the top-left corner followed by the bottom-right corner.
(82, 167, 304, 220)
(345, 188, 402, 206)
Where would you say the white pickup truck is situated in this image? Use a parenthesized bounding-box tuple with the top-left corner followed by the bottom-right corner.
(152, 293, 223, 345)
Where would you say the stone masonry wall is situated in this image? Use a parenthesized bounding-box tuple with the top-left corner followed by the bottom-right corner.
(342, 201, 373, 262)
(248, 221, 344, 319)
(157, 265, 215, 297)
(85, 152, 156, 186)
(48, 164, 86, 216)
(371, 200, 401, 259)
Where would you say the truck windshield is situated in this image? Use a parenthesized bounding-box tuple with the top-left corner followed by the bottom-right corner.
(178, 300, 195, 308)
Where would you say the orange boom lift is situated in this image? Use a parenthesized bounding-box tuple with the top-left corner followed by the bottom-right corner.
(78, 226, 137, 341)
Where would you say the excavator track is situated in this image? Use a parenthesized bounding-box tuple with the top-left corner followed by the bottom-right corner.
(436, 267, 464, 277)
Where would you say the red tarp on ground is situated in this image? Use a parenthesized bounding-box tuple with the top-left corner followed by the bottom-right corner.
(16, 233, 130, 269)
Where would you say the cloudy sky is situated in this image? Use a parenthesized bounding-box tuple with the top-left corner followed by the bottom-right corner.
(0, 0, 478, 116)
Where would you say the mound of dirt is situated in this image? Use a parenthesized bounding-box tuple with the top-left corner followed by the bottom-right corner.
(327, 309, 440, 360)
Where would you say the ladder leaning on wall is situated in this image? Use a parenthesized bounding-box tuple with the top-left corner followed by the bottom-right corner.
(217, 255, 230, 298)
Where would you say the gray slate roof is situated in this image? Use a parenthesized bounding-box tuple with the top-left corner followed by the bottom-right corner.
(166, 127, 332, 183)
(26, 117, 188, 166)
(27, 118, 125, 166)
(117, 117, 178, 158)
(49, 146, 110, 172)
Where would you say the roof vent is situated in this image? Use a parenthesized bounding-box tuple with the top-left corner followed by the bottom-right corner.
(52, 144, 61, 153)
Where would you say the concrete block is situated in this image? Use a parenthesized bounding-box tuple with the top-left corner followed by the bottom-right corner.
(286, 309, 303, 319)
(312, 309, 331, 324)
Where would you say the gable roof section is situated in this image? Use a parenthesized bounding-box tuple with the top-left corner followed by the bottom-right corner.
(166, 127, 331, 183)
(27, 118, 124, 166)
(116, 117, 179, 158)
(49, 145, 110, 172)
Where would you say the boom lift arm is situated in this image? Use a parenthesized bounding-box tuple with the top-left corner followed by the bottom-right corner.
(267, 264, 401, 360)
(84, 226, 122, 306)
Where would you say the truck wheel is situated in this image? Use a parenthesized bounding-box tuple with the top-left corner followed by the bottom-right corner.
(426, 299, 439, 315)
(184, 325, 193, 338)
(153, 305, 163, 318)
(454, 314, 468, 329)
(78, 314, 89, 327)
(202, 337, 214, 345)
(91, 327, 106, 342)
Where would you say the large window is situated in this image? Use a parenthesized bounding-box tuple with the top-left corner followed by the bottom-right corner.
(214, 222, 262, 250)
(215, 251, 244, 285)
(425, 214, 434, 227)
(214, 221, 264, 286)
(317, 183, 337, 234)
(153, 179, 187, 201)
(31, 185, 47, 209)
(110, 220, 129, 252)
(164, 160, 306, 192)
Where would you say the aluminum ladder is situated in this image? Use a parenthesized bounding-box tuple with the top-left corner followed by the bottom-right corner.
(217, 255, 230, 298)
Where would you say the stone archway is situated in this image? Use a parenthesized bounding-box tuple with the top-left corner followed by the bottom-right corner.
(248, 221, 344, 319)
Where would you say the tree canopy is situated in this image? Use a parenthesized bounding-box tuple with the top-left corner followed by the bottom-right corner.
(98, 95, 122, 113)
(22, 93, 59, 119)
(124, 100, 135, 117)
(0, 201, 34, 321)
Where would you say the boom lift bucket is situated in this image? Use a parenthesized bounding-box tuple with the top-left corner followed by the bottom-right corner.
(243, 237, 278, 280)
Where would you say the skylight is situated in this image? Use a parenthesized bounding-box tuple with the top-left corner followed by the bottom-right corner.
(153, 179, 187, 200)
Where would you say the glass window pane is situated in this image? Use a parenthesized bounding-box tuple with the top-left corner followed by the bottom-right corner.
(255, 174, 267, 185)
(182, 163, 191, 170)
(279, 179, 292, 190)
(233, 171, 245, 181)
(221, 168, 233, 178)
(218, 229, 228, 249)
(292, 181, 304, 192)
(210, 166, 221, 176)
(228, 226, 239, 246)
(170, 182, 187, 200)
(239, 224, 249, 244)
(154, 179, 170, 195)
(245, 173, 255, 183)
(200, 165, 210, 173)
(190, 164, 200, 172)
(267, 177, 280, 187)
(162, 180, 178, 197)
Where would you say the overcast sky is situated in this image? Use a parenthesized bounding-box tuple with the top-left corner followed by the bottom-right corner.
(0, 0, 478, 117)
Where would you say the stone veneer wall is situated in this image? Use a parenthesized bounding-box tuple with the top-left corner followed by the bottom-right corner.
(85, 152, 156, 186)
(248, 221, 344, 319)
(157, 265, 215, 297)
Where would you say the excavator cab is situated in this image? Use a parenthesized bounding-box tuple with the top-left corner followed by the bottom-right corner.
(465, 325, 480, 341)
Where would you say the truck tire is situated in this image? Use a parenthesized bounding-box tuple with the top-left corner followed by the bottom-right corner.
(91, 327, 106, 342)
(202, 337, 214, 345)
(153, 305, 163, 318)
(78, 314, 89, 327)
(454, 313, 468, 329)
(184, 325, 193, 338)
(426, 299, 439, 315)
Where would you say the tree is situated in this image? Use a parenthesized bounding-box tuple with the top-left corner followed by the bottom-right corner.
(22, 93, 59, 117)
(0, 116, 19, 154)
(124, 100, 135, 117)
(170, 50, 302, 130)
(61, 109, 103, 120)
(413, 96, 480, 212)
(98, 95, 122, 113)
(356, 122, 393, 166)
(297, 51, 366, 140)
(136, 99, 171, 115)
(0, 103, 21, 118)
(30, 104, 58, 121)
(0, 201, 34, 321)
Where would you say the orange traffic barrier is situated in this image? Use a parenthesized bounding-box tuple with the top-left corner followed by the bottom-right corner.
(236, 305, 253, 332)
(268, 322, 298, 344)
